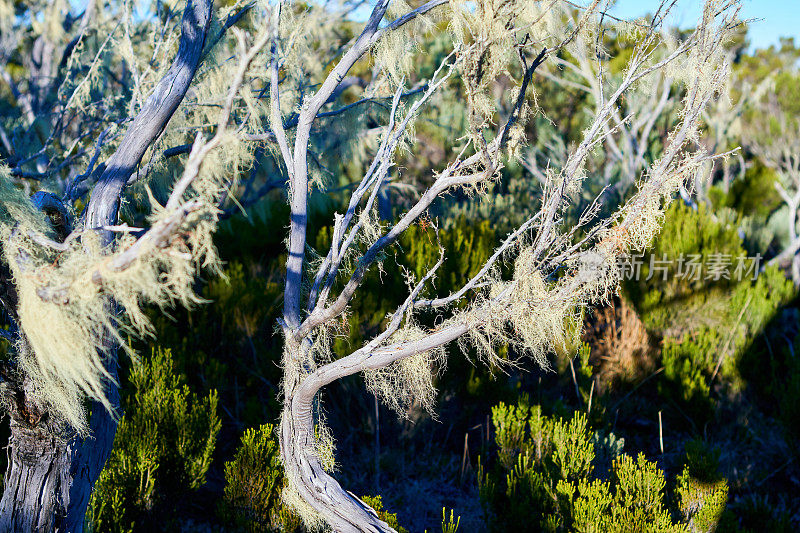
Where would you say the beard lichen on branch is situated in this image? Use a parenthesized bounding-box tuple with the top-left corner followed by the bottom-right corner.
(369, 0, 732, 451)
(0, 131, 252, 433)
(0, 8, 275, 433)
(365, 322, 447, 416)
(0, 195, 221, 434)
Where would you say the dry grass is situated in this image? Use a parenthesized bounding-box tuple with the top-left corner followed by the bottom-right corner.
(582, 296, 658, 393)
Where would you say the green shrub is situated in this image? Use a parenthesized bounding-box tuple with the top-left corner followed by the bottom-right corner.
(627, 203, 794, 343)
(683, 439, 722, 481)
(609, 453, 676, 532)
(659, 330, 720, 421)
(676, 466, 728, 533)
(87, 347, 221, 532)
(360, 495, 408, 533)
(220, 424, 302, 532)
(479, 399, 730, 533)
(623, 202, 795, 423)
(625, 202, 747, 335)
(653, 265, 794, 427)
(478, 399, 599, 532)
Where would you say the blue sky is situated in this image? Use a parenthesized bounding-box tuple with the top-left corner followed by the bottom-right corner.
(119, 0, 799, 51)
(610, 0, 800, 50)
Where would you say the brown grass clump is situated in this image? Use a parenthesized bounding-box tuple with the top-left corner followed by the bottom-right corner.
(582, 296, 658, 393)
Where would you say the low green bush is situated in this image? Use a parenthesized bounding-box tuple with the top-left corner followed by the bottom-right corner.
(478, 398, 729, 533)
(87, 347, 220, 532)
(220, 423, 302, 532)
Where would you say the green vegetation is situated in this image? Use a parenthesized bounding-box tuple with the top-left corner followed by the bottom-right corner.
(0, 4, 798, 532)
(478, 398, 729, 533)
(87, 347, 220, 532)
(220, 424, 302, 532)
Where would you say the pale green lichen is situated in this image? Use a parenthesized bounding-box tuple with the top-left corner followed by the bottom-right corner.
(365, 323, 447, 416)
(0, 18, 269, 430)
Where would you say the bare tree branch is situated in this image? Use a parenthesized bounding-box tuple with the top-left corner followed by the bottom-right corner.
(85, 0, 214, 241)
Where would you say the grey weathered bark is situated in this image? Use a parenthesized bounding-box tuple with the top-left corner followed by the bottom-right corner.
(0, 420, 72, 532)
(85, 0, 213, 241)
(0, 0, 212, 529)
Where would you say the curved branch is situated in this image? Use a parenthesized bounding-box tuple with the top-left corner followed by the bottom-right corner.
(84, 0, 213, 242)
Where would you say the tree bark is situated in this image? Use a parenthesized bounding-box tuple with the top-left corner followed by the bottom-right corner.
(280, 393, 396, 533)
(0, 331, 121, 533)
(0, 363, 78, 532)
(85, 0, 213, 240)
(0, 421, 72, 531)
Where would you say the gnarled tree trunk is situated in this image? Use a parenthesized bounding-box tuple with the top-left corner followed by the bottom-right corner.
(280, 391, 395, 533)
